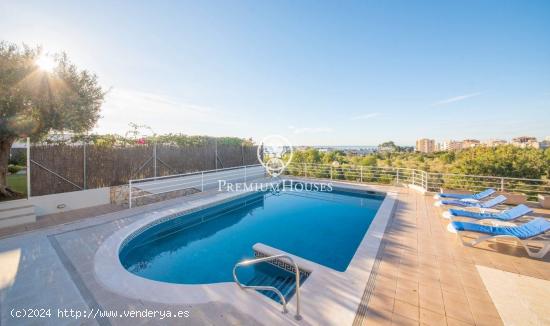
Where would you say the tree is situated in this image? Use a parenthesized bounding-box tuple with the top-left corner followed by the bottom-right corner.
(451, 146, 546, 179)
(378, 141, 399, 153)
(359, 155, 377, 166)
(303, 148, 321, 163)
(0, 42, 104, 197)
(321, 151, 345, 164)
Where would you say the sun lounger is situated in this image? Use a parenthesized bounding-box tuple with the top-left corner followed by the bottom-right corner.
(451, 218, 550, 258)
(434, 188, 495, 201)
(442, 204, 532, 221)
(435, 195, 506, 210)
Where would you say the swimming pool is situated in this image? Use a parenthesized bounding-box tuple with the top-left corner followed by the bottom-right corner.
(119, 184, 385, 285)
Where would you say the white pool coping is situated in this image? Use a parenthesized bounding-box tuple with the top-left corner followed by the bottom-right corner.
(94, 180, 398, 325)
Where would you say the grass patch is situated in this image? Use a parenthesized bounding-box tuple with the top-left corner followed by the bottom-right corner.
(7, 174, 27, 195)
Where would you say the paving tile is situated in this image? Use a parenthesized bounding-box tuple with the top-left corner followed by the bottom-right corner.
(419, 274, 440, 287)
(397, 278, 419, 292)
(441, 291, 475, 324)
(419, 295, 445, 315)
(394, 299, 420, 321)
(440, 281, 465, 296)
(462, 285, 492, 304)
(419, 308, 446, 326)
(467, 297, 500, 321)
(445, 316, 474, 326)
(392, 312, 420, 326)
(396, 286, 419, 306)
(377, 274, 398, 286)
(442, 290, 468, 307)
(373, 285, 397, 298)
(470, 315, 503, 326)
(368, 293, 395, 312)
(365, 308, 394, 326)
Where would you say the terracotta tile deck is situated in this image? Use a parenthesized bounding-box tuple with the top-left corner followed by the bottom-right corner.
(354, 189, 550, 326)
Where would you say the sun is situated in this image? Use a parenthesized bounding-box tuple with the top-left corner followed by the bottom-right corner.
(36, 55, 56, 72)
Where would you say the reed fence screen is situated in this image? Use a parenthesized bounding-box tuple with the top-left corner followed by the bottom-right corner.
(29, 143, 258, 196)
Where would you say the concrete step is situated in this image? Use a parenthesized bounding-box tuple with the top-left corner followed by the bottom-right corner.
(0, 205, 34, 219)
(0, 198, 30, 210)
(0, 200, 36, 229)
(0, 213, 36, 228)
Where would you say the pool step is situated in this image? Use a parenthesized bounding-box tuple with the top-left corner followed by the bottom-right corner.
(240, 262, 306, 304)
(0, 199, 36, 229)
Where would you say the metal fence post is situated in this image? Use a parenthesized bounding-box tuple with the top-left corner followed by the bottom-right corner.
(304, 163, 307, 177)
(83, 141, 87, 189)
(128, 180, 132, 208)
(244, 165, 247, 183)
(214, 139, 218, 170)
(26, 137, 31, 199)
(425, 172, 429, 190)
(360, 166, 363, 183)
(396, 169, 400, 185)
(241, 142, 244, 166)
(153, 142, 157, 178)
(500, 177, 504, 192)
(330, 166, 333, 180)
(424, 172, 428, 190)
(201, 172, 204, 191)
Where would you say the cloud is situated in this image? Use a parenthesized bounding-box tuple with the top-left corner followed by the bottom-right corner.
(105, 88, 216, 114)
(94, 88, 242, 134)
(288, 126, 334, 134)
(433, 92, 483, 105)
(350, 112, 381, 121)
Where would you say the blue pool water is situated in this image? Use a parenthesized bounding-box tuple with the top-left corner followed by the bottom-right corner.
(120, 186, 385, 284)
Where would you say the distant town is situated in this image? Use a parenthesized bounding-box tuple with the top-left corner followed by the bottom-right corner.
(415, 136, 550, 153)
(294, 136, 550, 156)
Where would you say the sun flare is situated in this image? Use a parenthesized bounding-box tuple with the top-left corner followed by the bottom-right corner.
(36, 55, 56, 72)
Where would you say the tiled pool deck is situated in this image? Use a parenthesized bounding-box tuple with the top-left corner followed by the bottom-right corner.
(0, 183, 549, 325)
(354, 188, 550, 326)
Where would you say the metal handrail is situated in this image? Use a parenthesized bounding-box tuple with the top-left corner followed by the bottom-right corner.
(232, 254, 302, 320)
(131, 164, 263, 183)
(128, 164, 267, 208)
(284, 162, 550, 197)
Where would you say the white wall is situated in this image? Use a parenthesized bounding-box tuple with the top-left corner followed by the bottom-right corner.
(134, 166, 266, 193)
(10, 166, 266, 217)
(30, 187, 111, 216)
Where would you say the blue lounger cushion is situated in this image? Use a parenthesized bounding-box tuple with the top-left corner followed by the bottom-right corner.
(439, 188, 495, 200)
(449, 204, 532, 221)
(452, 218, 550, 239)
(441, 195, 506, 208)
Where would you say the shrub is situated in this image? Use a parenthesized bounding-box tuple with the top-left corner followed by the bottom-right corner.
(9, 148, 26, 166)
(8, 165, 23, 174)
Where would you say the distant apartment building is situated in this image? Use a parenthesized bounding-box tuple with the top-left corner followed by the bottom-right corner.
(415, 138, 435, 153)
(511, 136, 540, 149)
(483, 139, 508, 147)
(462, 139, 481, 148)
(540, 136, 550, 149)
(439, 140, 463, 151)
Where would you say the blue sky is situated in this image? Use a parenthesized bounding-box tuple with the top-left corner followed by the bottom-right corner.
(1, 1, 549, 146)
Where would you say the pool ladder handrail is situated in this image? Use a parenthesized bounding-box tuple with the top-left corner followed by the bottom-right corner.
(232, 254, 302, 320)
